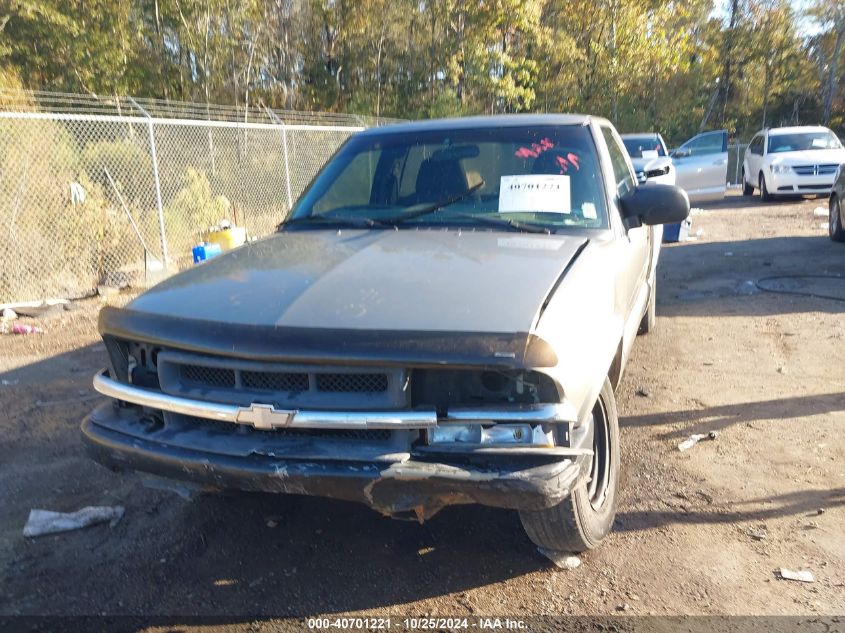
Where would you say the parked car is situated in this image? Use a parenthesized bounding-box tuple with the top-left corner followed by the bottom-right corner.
(621, 133, 675, 186)
(830, 165, 845, 242)
(82, 115, 689, 552)
(742, 126, 845, 201)
(669, 129, 729, 202)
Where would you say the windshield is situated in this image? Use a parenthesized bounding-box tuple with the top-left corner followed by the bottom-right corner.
(288, 125, 608, 231)
(768, 131, 841, 153)
(622, 135, 665, 158)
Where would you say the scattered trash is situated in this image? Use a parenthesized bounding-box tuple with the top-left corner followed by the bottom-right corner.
(23, 506, 125, 537)
(13, 303, 64, 319)
(678, 431, 719, 451)
(635, 388, 652, 398)
(748, 528, 767, 541)
(817, 508, 826, 515)
(724, 251, 734, 257)
(1, 308, 17, 321)
(778, 568, 815, 583)
(813, 207, 828, 217)
(538, 547, 581, 569)
(777, 366, 787, 374)
(617, 603, 632, 612)
(11, 323, 43, 335)
(266, 519, 279, 528)
(97, 285, 120, 298)
(1, 379, 19, 386)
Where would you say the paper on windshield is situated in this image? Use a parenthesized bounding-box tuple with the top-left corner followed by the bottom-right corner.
(811, 138, 828, 149)
(498, 175, 571, 214)
(641, 150, 659, 159)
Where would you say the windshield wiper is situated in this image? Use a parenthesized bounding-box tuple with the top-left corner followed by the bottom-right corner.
(450, 213, 552, 234)
(278, 215, 386, 231)
(382, 180, 485, 225)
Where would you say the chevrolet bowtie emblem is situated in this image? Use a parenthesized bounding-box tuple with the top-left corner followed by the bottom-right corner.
(236, 404, 296, 430)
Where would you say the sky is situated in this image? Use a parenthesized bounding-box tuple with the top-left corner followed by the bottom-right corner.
(711, 0, 823, 37)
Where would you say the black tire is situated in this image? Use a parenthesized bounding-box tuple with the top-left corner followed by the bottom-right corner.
(759, 173, 773, 202)
(831, 196, 845, 242)
(638, 276, 656, 335)
(519, 377, 620, 552)
(742, 169, 753, 196)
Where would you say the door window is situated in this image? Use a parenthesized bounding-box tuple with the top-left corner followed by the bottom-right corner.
(600, 126, 636, 198)
(749, 135, 763, 156)
(678, 131, 727, 157)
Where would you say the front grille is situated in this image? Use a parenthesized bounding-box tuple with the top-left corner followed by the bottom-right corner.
(181, 365, 235, 388)
(792, 164, 838, 176)
(156, 350, 406, 410)
(316, 372, 389, 393)
(242, 369, 309, 392)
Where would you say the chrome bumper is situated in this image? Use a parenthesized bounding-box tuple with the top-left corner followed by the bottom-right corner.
(92, 369, 578, 431)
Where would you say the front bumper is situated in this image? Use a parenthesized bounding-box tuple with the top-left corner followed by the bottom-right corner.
(82, 402, 587, 518)
(769, 171, 835, 195)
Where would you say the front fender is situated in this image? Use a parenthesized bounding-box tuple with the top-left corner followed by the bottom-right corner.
(532, 240, 625, 426)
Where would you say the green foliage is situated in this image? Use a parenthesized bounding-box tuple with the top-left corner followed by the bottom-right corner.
(81, 140, 154, 206)
(164, 167, 232, 243)
(1, 0, 844, 139)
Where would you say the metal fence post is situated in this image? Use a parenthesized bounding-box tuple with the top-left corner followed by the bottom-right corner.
(266, 107, 294, 212)
(129, 97, 169, 264)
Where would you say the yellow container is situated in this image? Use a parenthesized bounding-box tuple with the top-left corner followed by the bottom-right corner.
(204, 227, 247, 251)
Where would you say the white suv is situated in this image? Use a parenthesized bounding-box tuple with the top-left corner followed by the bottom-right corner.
(742, 126, 845, 201)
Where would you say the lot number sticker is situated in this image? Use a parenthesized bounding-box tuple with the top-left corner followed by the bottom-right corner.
(498, 175, 571, 214)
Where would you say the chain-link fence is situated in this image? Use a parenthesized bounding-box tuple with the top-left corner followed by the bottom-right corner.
(0, 90, 396, 304)
(727, 143, 749, 187)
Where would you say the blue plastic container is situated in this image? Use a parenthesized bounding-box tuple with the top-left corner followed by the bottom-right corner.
(663, 219, 691, 243)
(192, 242, 222, 264)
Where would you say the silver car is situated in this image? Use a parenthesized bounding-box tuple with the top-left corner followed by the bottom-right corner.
(82, 115, 689, 552)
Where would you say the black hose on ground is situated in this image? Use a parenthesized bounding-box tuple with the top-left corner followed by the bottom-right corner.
(755, 274, 845, 303)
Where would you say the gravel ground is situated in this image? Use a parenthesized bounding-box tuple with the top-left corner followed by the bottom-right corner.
(1, 192, 843, 629)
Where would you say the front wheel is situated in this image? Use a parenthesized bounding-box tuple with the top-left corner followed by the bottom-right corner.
(742, 168, 753, 196)
(831, 196, 845, 242)
(519, 377, 620, 552)
(760, 173, 773, 202)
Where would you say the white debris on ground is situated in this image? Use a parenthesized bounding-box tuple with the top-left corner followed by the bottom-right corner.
(813, 207, 828, 217)
(23, 506, 125, 537)
(778, 568, 815, 583)
(537, 548, 582, 570)
(678, 431, 719, 452)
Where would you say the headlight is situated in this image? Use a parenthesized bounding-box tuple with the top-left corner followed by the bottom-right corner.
(770, 164, 792, 174)
(428, 424, 554, 446)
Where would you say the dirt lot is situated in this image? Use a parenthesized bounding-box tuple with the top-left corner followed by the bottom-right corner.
(1, 192, 843, 627)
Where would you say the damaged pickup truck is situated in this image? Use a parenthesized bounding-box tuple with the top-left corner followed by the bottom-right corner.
(83, 115, 689, 552)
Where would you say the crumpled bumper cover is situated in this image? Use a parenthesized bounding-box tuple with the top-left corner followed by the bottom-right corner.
(81, 403, 585, 519)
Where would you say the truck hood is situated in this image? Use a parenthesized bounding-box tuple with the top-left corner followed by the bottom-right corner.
(127, 229, 588, 335)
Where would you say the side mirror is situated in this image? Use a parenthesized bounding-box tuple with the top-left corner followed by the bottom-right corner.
(636, 171, 648, 185)
(620, 184, 690, 227)
(671, 148, 690, 159)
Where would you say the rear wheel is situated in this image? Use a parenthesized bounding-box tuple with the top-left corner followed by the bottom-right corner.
(519, 377, 620, 552)
(831, 196, 845, 242)
(759, 173, 773, 202)
(742, 168, 753, 196)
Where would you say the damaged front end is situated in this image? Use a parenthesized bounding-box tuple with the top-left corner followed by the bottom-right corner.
(83, 317, 592, 520)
